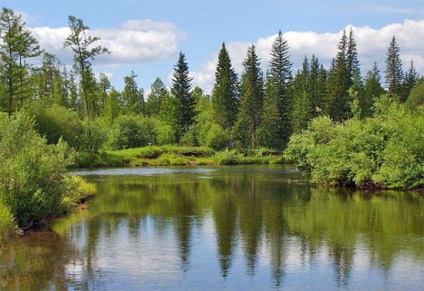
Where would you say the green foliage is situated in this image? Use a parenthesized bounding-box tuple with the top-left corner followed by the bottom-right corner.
(171, 52, 196, 142)
(237, 45, 264, 148)
(211, 43, 239, 131)
(405, 78, 424, 110)
(108, 115, 171, 150)
(384, 36, 403, 98)
(198, 122, 229, 150)
(0, 200, 13, 228)
(285, 99, 424, 189)
(24, 102, 83, 148)
(0, 113, 95, 227)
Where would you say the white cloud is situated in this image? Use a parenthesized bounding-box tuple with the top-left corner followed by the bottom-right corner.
(191, 19, 424, 94)
(30, 19, 184, 65)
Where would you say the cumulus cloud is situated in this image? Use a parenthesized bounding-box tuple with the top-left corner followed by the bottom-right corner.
(30, 19, 184, 65)
(191, 19, 424, 94)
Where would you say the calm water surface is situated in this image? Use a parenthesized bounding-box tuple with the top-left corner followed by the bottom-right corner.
(1, 165, 423, 290)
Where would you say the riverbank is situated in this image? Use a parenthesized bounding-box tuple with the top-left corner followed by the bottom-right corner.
(74, 146, 284, 168)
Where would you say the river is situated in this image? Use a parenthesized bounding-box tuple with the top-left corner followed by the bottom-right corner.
(1, 165, 423, 290)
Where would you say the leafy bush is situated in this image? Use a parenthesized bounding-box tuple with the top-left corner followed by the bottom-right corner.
(214, 149, 242, 165)
(285, 99, 424, 189)
(0, 113, 96, 227)
(198, 122, 229, 150)
(24, 102, 84, 149)
(108, 115, 174, 149)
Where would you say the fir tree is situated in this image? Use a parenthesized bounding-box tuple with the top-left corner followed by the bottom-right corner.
(402, 60, 419, 102)
(363, 62, 385, 117)
(236, 45, 264, 148)
(291, 57, 310, 133)
(260, 31, 292, 149)
(171, 52, 196, 142)
(327, 30, 352, 121)
(384, 36, 403, 97)
(211, 43, 239, 131)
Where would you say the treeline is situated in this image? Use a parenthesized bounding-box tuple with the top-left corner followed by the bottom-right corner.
(0, 7, 421, 154)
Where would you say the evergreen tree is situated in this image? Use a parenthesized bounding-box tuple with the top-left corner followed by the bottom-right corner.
(384, 36, 403, 98)
(327, 30, 352, 121)
(401, 60, 419, 102)
(122, 70, 144, 115)
(171, 52, 196, 142)
(347, 28, 359, 80)
(291, 57, 310, 133)
(259, 31, 292, 149)
(236, 45, 264, 148)
(0, 7, 42, 116)
(145, 77, 169, 117)
(211, 43, 239, 131)
(363, 62, 385, 117)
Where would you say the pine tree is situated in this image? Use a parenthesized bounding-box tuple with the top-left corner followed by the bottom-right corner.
(171, 52, 196, 142)
(363, 62, 385, 117)
(260, 31, 292, 149)
(327, 30, 352, 121)
(291, 57, 310, 133)
(236, 45, 264, 148)
(402, 60, 419, 102)
(384, 36, 403, 98)
(347, 28, 359, 80)
(211, 43, 239, 131)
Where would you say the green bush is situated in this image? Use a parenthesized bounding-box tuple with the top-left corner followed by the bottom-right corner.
(214, 149, 241, 165)
(108, 115, 173, 149)
(24, 102, 84, 149)
(284, 99, 424, 190)
(0, 113, 96, 227)
(198, 122, 229, 150)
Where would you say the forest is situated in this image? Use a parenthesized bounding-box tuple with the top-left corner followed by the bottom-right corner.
(0, 7, 423, 228)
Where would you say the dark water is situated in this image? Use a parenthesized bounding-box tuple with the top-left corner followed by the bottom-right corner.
(1, 165, 423, 290)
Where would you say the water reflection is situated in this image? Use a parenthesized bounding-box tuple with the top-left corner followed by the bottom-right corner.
(1, 165, 423, 290)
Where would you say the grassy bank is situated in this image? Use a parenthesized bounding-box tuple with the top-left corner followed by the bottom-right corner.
(74, 146, 284, 168)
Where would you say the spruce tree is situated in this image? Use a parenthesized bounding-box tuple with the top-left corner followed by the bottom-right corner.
(211, 43, 239, 131)
(327, 30, 352, 121)
(260, 31, 292, 149)
(291, 57, 310, 133)
(171, 52, 196, 142)
(347, 28, 359, 80)
(363, 62, 385, 117)
(384, 36, 403, 98)
(236, 45, 264, 148)
(402, 60, 419, 102)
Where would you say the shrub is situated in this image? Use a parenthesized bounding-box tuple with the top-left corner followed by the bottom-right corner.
(0, 113, 96, 227)
(284, 99, 424, 190)
(24, 102, 84, 149)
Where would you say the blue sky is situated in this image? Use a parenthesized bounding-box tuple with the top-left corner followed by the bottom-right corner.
(3, 0, 424, 94)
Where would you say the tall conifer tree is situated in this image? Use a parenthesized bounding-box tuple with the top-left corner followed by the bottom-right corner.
(260, 31, 292, 149)
(236, 45, 264, 148)
(171, 52, 196, 142)
(384, 36, 403, 98)
(211, 43, 239, 131)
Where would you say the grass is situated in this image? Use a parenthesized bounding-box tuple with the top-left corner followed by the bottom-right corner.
(73, 145, 284, 168)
